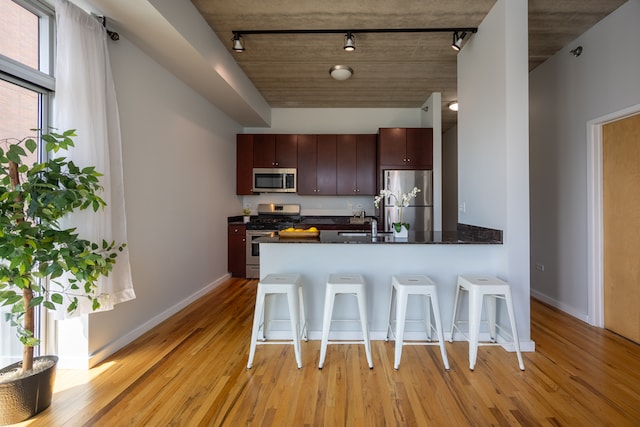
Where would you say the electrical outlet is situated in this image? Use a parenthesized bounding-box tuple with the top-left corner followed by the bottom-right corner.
(458, 202, 466, 213)
(535, 263, 545, 272)
(348, 203, 353, 210)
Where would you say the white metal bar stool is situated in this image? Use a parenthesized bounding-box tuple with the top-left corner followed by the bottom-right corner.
(247, 273, 307, 369)
(449, 275, 525, 371)
(318, 273, 373, 369)
(386, 275, 450, 370)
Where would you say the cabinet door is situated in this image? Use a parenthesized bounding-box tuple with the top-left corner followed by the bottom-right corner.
(274, 134, 297, 167)
(253, 134, 276, 167)
(236, 135, 254, 195)
(227, 224, 246, 277)
(355, 134, 377, 194)
(406, 128, 433, 168)
(316, 135, 337, 194)
(296, 134, 317, 195)
(336, 135, 357, 195)
(378, 128, 407, 166)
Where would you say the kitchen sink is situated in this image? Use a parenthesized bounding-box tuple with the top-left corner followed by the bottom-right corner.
(338, 232, 370, 237)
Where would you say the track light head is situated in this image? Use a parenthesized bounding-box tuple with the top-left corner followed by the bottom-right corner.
(344, 32, 356, 51)
(232, 33, 245, 52)
(451, 31, 467, 51)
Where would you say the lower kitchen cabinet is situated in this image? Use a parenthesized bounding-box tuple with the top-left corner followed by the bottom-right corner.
(228, 224, 246, 277)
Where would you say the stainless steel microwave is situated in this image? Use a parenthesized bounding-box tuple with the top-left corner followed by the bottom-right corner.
(252, 168, 297, 193)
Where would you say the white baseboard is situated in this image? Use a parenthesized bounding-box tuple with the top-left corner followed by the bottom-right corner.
(530, 290, 590, 323)
(87, 273, 231, 368)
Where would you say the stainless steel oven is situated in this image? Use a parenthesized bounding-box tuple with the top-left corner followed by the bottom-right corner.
(246, 230, 276, 278)
(244, 203, 301, 279)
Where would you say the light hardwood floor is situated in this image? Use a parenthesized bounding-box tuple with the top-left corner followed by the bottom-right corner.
(19, 277, 640, 426)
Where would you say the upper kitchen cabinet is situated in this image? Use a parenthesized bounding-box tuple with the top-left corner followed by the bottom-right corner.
(378, 128, 433, 169)
(336, 134, 377, 195)
(253, 134, 297, 168)
(236, 134, 254, 195)
(297, 134, 337, 195)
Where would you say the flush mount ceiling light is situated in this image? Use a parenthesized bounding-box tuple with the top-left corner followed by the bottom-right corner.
(232, 32, 245, 52)
(448, 101, 459, 111)
(344, 32, 356, 51)
(329, 65, 353, 81)
(451, 31, 467, 51)
(230, 27, 477, 52)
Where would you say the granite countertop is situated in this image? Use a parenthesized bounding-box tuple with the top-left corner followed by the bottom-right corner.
(228, 215, 374, 228)
(258, 228, 502, 245)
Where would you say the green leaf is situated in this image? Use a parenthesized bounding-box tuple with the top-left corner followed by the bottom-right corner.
(25, 138, 37, 153)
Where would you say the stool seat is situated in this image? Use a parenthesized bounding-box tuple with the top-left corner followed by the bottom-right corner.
(319, 274, 373, 369)
(387, 275, 449, 370)
(449, 274, 525, 371)
(247, 273, 307, 369)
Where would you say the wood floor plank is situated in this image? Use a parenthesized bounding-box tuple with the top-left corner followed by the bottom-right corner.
(14, 277, 640, 426)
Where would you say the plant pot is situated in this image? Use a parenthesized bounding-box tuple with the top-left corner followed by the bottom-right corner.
(393, 224, 409, 239)
(0, 355, 58, 425)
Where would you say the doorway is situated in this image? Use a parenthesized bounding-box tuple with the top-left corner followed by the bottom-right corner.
(587, 104, 640, 342)
(602, 113, 640, 343)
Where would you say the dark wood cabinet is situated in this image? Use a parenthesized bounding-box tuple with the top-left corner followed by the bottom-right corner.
(236, 135, 254, 195)
(378, 128, 433, 169)
(253, 134, 297, 168)
(228, 224, 246, 277)
(297, 134, 337, 195)
(336, 134, 377, 195)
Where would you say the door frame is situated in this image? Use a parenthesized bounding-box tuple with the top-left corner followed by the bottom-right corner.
(587, 103, 640, 327)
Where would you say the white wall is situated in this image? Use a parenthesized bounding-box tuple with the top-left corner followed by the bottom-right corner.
(458, 0, 531, 340)
(60, 35, 243, 366)
(529, 0, 640, 320)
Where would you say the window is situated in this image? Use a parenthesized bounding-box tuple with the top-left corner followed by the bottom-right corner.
(0, 0, 55, 366)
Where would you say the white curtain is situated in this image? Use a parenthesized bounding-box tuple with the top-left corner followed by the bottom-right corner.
(53, 0, 135, 315)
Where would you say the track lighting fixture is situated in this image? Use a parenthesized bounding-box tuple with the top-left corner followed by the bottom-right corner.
(451, 31, 467, 51)
(344, 32, 356, 51)
(230, 27, 477, 52)
(232, 32, 245, 52)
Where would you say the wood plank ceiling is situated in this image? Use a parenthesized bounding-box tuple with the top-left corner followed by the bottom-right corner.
(191, 0, 627, 131)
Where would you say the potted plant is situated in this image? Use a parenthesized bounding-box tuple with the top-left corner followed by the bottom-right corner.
(373, 186, 421, 238)
(242, 207, 251, 223)
(0, 130, 124, 425)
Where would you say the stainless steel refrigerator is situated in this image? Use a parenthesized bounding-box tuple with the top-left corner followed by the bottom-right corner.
(382, 170, 433, 233)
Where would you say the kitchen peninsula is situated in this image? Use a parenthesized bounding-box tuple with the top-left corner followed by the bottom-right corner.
(256, 225, 532, 350)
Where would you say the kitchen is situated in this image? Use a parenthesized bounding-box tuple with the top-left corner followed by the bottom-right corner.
(228, 127, 531, 352)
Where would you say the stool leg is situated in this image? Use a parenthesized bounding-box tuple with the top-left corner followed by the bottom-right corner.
(386, 285, 396, 341)
(424, 294, 432, 341)
(318, 288, 335, 369)
(356, 288, 373, 369)
(394, 288, 408, 370)
(287, 289, 302, 369)
(429, 290, 450, 370)
(449, 284, 462, 342)
(298, 286, 308, 341)
(468, 289, 482, 370)
(247, 287, 266, 369)
(504, 289, 525, 371)
(486, 294, 497, 342)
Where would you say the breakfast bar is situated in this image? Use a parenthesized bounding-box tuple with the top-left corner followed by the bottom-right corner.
(257, 226, 532, 350)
